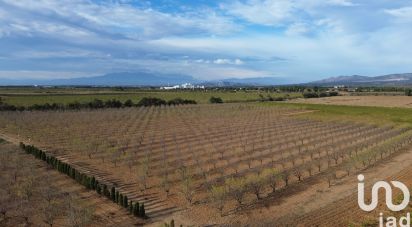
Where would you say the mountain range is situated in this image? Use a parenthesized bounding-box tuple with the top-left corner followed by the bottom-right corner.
(0, 72, 289, 87)
(1, 71, 412, 87)
(309, 73, 412, 86)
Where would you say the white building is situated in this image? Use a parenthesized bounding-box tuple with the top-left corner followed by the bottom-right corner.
(160, 83, 204, 90)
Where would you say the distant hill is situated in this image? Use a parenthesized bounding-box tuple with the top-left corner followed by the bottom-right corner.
(0, 72, 198, 86)
(199, 77, 289, 87)
(5, 71, 412, 87)
(309, 73, 412, 86)
(0, 72, 288, 87)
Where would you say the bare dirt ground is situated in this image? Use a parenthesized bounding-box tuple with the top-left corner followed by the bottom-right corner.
(289, 95, 412, 108)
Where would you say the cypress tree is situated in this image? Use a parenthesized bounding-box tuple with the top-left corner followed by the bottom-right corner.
(133, 203, 139, 216)
(94, 179, 98, 191)
(115, 191, 120, 203)
(103, 184, 109, 198)
(139, 203, 145, 218)
(119, 194, 124, 206)
(91, 177, 96, 190)
(111, 187, 116, 202)
(123, 196, 128, 208)
(129, 201, 133, 214)
(170, 219, 175, 227)
(96, 184, 102, 195)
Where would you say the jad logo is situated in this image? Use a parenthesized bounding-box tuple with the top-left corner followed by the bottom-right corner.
(358, 174, 411, 227)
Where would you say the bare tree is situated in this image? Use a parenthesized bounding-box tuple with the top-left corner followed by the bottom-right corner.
(137, 149, 151, 192)
(246, 173, 265, 200)
(293, 167, 303, 182)
(226, 177, 246, 206)
(41, 182, 62, 227)
(326, 172, 336, 188)
(66, 196, 95, 227)
(263, 168, 281, 193)
(209, 185, 227, 216)
(281, 170, 290, 187)
(177, 166, 195, 205)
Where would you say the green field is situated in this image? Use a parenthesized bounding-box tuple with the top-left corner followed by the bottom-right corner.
(0, 89, 302, 106)
(267, 102, 412, 127)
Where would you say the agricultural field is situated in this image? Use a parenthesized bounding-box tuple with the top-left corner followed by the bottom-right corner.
(0, 140, 143, 227)
(1, 101, 412, 226)
(289, 95, 412, 108)
(0, 87, 301, 106)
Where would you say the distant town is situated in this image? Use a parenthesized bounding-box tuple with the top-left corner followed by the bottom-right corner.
(160, 83, 205, 90)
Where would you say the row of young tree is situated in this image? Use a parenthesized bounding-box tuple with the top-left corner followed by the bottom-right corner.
(19, 142, 147, 219)
(207, 128, 412, 216)
(0, 97, 197, 111)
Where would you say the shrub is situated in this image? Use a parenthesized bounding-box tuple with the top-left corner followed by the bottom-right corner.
(209, 96, 223, 104)
(167, 98, 197, 105)
(88, 99, 105, 108)
(124, 99, 134, 107)
(319, 92, 329, 97)
(329, 91, 339, 96)
(105, 99, 123, 108)
(303, 92, 319, 98)
(137, 97, 167, 107)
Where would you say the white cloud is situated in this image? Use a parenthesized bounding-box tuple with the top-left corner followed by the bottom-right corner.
(221, 0, 358, 27)
(285, 22, 310, 36)
(214, 58, 244, 65)
(234, 59, 244, 65)
(0, 71, 94, 80)
(151, 27, 412, 80)
(385, 7, 412, 20)
(327, 0, 357, 7)
(222, 0, 295, 26)
(0, 0, 411, 82)
(11, 50, 107, 59)
(214, 59, 231, 64)
(1, 0, 238, 39)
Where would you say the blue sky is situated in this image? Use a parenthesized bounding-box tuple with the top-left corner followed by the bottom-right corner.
(1, 0, 412, 82)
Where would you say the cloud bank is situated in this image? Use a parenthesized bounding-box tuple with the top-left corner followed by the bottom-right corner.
(0, 0, 412, 82)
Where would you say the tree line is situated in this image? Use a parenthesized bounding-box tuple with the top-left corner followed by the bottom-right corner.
(19, 142, 147, 219)
(0, 97, 197, 111)
(303, 91, 339, 98)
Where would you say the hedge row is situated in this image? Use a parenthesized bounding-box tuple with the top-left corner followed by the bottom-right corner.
(0, 97, 197, 111)
(19, 142, 147, 219)
(303, 91, 339, 98)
